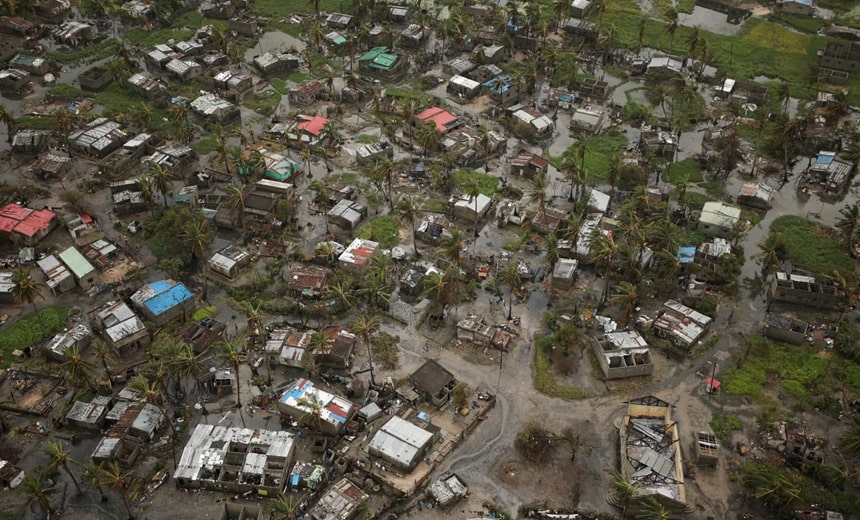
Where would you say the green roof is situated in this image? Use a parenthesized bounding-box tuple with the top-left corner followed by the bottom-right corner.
(58, 247, 95, 278)
(359, 47, 389, 61)
(359, 47, 398, 71)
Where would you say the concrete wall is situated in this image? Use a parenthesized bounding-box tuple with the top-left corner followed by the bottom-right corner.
(591, 341, 654, 380)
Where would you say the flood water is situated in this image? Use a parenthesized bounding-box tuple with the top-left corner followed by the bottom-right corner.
(244, 31, 306, 62)
(679, 6, 745, 36)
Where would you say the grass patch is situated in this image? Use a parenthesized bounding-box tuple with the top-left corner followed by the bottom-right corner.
(45, 39, 120, 64)
(49, 83, 85, 98)
(767, 13, 827, 34)
(15, 116, 56, 131)
(722, 337, 834, 406)
(560, 131, 628, 183)
(680, 191, 710, 211)
(709, 414, 743, 441)
(602, 3, 828, 101)
(191, 135, 220, 155)
(244, 90, 281, 116)
(94, 83, 170, 130)
(288, 72, 311, 83)
(254, 0, 350, 31)
(356, 134, 379, 144)
(676, 0, 695, 13)
(384, 86, 431, 105)
(453, 168, 498, 197)
(421, 198, 447, 212)
(534, 335, 584, 399)
(665, 157, 703, 184)
(192, 306, 217, 321)
(0, 306, 71, 368)
(271, 77, 289, 95)
(356, 215, 400, 248)
(770, 215, 853, 276)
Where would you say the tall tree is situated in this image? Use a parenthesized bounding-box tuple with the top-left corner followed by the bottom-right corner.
(148, 162, 175, 208)
(498, 260, 521, 320)
(0, 103, 16, 144)
(467, 180, 482, 238)
(217, 336, 244, 409)
(752, 234, 785, 277)
(22, 475, 57, 518)
(396, 195, 420, 256)
(440, 228, 466, 268)
(11, 267, 42, 318)
(181, 218, 213, 299)
(99, 461, 135, 519)
(608, 281, 640, 325)
(129, 375, 177, 467)
(136, 176, 156, 215)
(350, 314, 381, 387)
(81, 461, 108, 502)
(61, 345, 97, 391)
(45, 440, 80, 494)
(416, 121, 441, 156)
(836, 204, 860, 251)
(664, 8, 679, 47)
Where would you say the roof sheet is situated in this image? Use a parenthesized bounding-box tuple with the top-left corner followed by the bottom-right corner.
(58, 246, 95, 277)
(296, 114, 329, 137)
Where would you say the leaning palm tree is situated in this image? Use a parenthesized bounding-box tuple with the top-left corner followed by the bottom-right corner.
(328, 281, 356, 312)
(128, 375, 177, 467)
(136, 176, 156, 215)
(609, 470, 636, 519)
(45, 440, 81, 494)
(590, 232, 618, 307)
(528, 174, 549, 220)
(241, 300, 264, 348)
(635, 496, 669, 520)
(217, 336, 244, 408)
(225, 183, 247, 229)
(498, 260, 521, 320)
(608, 281, 640, 325)
(466, 180, 482, 238)
(841, 421, 860, 457)
(21, 474, 57, 518)
(752, 234, 785, 278)
(350, 314, 380, 387)
(837, 204, 860, 252)
(92, 340, 115, 385)
(269, 493, 304, 520)
(81, 460, 108, 502)
(99, 461, 135, 519)
(396, 195, 420, 256)
(416, 121, 441, 156)
(422, 271, 448, 314)
(545, 233, 559, 273)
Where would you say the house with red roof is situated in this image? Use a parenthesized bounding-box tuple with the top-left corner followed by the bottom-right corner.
(412, 107, 460, 134)
(290, 114, 330, 145)
(0, 203, 58, 246)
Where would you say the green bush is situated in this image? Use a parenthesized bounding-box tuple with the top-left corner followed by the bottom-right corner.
(452, 168, 498, 197)
(770, 216, 853, 276)
(709, 414, 743, 441)
(356, 216, 400, 248)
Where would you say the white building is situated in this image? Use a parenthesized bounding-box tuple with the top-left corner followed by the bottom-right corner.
(277, 378, 354, 435)
(368, 415, 435, 472)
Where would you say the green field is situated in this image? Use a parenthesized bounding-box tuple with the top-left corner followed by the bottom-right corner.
(0, 306, 71, 368)
(770, 215, 854, 276)
(356, 215, 400, 247)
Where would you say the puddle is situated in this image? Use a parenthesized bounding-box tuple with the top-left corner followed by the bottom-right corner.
(679, 6, 745, 36)
(245, 31, 306, 62)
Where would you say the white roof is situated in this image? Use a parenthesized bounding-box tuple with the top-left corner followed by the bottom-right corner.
(452, 193, 492, 214)
(450, 75, 480, 90)
(368, 416, 433, 467)
(699, 201, 741, 228)
(338, 238, 379, 266)
(190, 94, 235, 116)
(588, 188, 610, 213)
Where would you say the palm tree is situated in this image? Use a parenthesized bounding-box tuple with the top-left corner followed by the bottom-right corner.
(350, 314, 380, 387)
(396, 195, 420, 256)
(608, 281, 640, 325)
(553, 0, 568, 29)
(741, 463, 802, 511)
(99, 461, 135, 519)
(416, 121, 441, 156)
(136, 176, 156, 215)
(22, 475, 57, 517)
(556, 154, 582, 202)
(81, 461, 108, 502)
(422, 271, 448, 312)
(609, 470, 636, 519)
(217, 336, 244, 408)
(45, 440, 81, 494)
(777, 82, 792, 115)
(368, 157, 396, 210)
(837, 204, 860, 251)
(92, 340, 115, 386)
(840, 421, 860, 457)
(528, 174, 549, 218)
(664, 8, 679, 47)
(11, 267, 42, 317)
(752, 234, 785, 277)
(545, 233, 559, 272)
(225, 183, 246, 229)
(636, 496, 669, 520)
(0, 103, 16, 144)
(466, 180, 482, 238)
(148, 162, 174, 208)
(215, 126, 231, 174)
(637, 18, 647, 54)
(62, 345, 97, 391)
(181, 218, 213, 299)
(477, 125, 493, 170)
(440, 228, 466, 268)
(590, 232, 618, 306)
(128, 375, 176, 467)
(130, 102, 153, 131)
(269, 493, 303, 520)
(241, 300, 264, 348)
(498, 260, 520, 320)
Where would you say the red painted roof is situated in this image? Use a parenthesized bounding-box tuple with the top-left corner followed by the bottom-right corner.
(14, 209, 55, 237)
(0, 203, 31, 221)
(80, 213, 93, 224)
(416, 107, 457, 132)
(0, 216, 17, 233)
(296, 114, 329, 137)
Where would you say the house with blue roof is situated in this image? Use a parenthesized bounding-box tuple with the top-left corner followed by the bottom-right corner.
(131, 279, 195, 326)
(481, 74, 518, 106)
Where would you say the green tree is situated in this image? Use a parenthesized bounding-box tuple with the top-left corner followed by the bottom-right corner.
(836, 204, 860, 251)
(396, 195, 420, 256)
(148, 162, 175, 208)
(269, 493, 303, 520)
(136, 176, 156, 215)
(636, 496, 669, 520)
(664, 8, 679, 47)
(181, 217, 213, 299)
(752, 234, 785, 277)
(840, 421, 860, 457)
(608, 281, 640, 325)
(498, 260, 521, 320)
(99, 461, 135, 519)
(440, 228, 466, 268)
(350, 314, 380, 386)
(609, 470, 636, 519)
(0, 103, 16, 145)
(217, 336, 244, 408)
(45, 440, 80, 494)
(545, 233, 559, 272)
(81, 461, 108, 502)
(62, 345, 97, 391)
(590, 232, 618, 306)
(11, 267, 42, 318)
(416, 121, 441, 156)
(466, 179, 482, 238)
(741, 462, 802, 511)
(22, 475, 57, 518)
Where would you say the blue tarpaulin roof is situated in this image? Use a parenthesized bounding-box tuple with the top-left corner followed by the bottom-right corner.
(144, 281, 193, 316)
(678, 246, 696, 264)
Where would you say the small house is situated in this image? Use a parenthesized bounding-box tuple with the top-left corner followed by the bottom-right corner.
(190, 94, 241, 125)
(327, 199, 367, 231)
(447, 75, 481, 100)
(11, 130, 50, 154)
(591, 330, 653, 380)
(38, 255, 74, 294)
(694, 431, 719, 467)
(769, 271, 847, 310)
(91, 300, 149, 351)
(69, 118, 129, 158)
(449, 193, 492, 222)
(42, 323, 92, 362)
(368, 416, 435, 471)
(0, 69, 31, 93)
(778, 0, 814, 16)
(639, 127, 677, 156)
(66, 399, 107, 429)
(127, 72, 166, 98)
(562, 17, 598, 41)
(58, 246, 98, 291)
(130, 279, 195, 326)
(698, 202, 741, 238)
(652, 299, 712, 351)
(356, 141, 394, 165)
(531, 207, 567, 235)
(400, 24, 428, 48)
(318, 327, 356, 370)
(389, 5, 409, 23)
(288, 79, 325, 105)
(253, 52, 300, 74)
(79, 65, 112, 90)
(482, 74, 517, 105)
(52, 21, 97, 46)
(309, 479, 367, 520)
(415, 214, 451, 245)
(764, 313, 810, 345)
(410, 359, 457, 408)
(509, 105, 555, 139)
(30, 153, 71, 180)
(325, 12, 353, 29)
(570, 105, 608, 134)
(277, 378, 353, 435)
(510, 153, 548, 178)
(208, 245, 251, 279)
(0, 203, 57, 245)
(9, 54, 50, 75)
(807, 151, 855, 193)
(551, 258, 578, 290)
(737, 182, 775, 209)
(285, 265, 329, 300)
(569, 0, 594, 18)
(358, 46, 402, 76)
(456, 316, 512, 351)
(338, 238, 379, 274)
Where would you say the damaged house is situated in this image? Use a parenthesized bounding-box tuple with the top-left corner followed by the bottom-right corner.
(591, 330, 653, 380)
